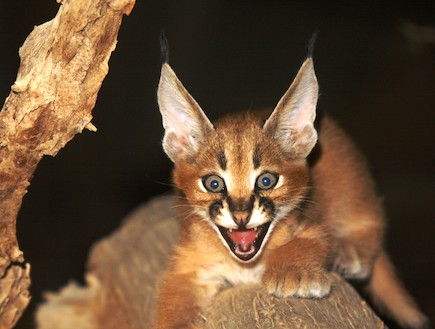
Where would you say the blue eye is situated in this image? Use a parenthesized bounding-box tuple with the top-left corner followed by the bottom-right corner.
(256, 172, 278, 190)
(210, 179, 220, 189)
(203, 175, 226, 193)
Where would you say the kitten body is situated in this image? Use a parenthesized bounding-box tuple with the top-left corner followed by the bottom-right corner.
(153, 56, 428, 329)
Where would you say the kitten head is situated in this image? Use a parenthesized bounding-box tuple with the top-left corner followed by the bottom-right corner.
(157, 58, 318, 262)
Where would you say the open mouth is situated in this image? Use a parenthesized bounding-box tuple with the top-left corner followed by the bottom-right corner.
(217, 222, 271, 262)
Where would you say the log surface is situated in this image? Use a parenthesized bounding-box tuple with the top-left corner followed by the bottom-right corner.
(37, 196, 386, 329)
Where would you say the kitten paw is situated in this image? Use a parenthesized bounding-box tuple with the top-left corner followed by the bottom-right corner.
(181, 310, 206, 329)
(334, 244, 371, 280)
(262, 266, 331, 298)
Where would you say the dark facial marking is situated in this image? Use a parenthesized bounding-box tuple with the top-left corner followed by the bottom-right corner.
(253, 146, 262, 169)
(259, 197, 275, 217)
(217, 151, 227, 170)
(209, 200, 223, 219)
(227, 195, 255, 212)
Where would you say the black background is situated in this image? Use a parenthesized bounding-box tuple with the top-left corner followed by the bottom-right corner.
(0, 1, 434, 328)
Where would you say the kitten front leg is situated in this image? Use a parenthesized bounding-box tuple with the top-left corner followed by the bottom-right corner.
(154, 271, 206, 329)
(263, 227, 332, 298)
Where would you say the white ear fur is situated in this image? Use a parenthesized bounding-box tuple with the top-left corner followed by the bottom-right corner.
(157, 64, 214, 163)
(263, 58, 319, 159)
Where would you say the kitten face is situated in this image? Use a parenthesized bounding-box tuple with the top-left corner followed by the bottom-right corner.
(173, 114, 311, 262)
(158, 58, 318, 263)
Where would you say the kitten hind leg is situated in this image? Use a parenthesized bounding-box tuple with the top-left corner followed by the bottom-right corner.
(332, 216, 384, 280)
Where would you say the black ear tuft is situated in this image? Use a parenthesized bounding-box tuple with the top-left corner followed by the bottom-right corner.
(160, 30, 169, 64)
(307, 31, 319, 59)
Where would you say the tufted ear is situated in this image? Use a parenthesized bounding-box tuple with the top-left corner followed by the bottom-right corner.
(157, 64, 214, 163)
(263, 58, 319, 159)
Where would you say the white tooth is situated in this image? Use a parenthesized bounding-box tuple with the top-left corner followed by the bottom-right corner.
(229, 228, 233, 233)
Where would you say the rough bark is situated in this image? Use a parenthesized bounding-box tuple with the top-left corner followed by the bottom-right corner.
(36, 196, 386, 329)
(0, 0, 135, 327)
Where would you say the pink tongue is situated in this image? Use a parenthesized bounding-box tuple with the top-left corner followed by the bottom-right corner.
(230, 229, 256, 247)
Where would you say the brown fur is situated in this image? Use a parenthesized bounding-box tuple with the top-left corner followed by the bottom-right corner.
(153, 60, 428, 329)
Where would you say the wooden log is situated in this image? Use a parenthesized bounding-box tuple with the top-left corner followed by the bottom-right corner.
(36, 196, 386, 329)
(0, 0, 135, 327)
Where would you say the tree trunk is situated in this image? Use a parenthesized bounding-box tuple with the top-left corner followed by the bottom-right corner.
(0, 0, 135, 327)
(36, 196, 386, 329)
